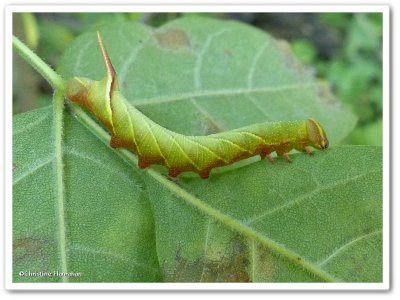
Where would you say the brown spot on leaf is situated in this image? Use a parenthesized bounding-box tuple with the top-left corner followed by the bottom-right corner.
(13, 163, 16, 171)
(224, 49, 233, 57)
(153, 28, 191, 51)
(164, 235, 251, 282)
(13, 237, 47, 262)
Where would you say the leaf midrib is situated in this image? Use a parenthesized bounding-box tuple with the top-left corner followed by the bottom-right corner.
(53, 89, 68, 282)
(132, 82, 317, 106)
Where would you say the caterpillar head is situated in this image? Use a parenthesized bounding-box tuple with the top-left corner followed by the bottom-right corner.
(306, 119, 329, 149)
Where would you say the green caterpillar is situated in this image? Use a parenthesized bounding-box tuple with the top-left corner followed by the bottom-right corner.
(66, 32, 329, 179)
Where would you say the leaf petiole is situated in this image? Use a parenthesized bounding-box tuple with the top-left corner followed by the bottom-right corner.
(12, 35, 65, 91)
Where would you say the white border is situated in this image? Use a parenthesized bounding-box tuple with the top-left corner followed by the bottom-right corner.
(4, 4, 390, 291)
(6, 4, 391, 13)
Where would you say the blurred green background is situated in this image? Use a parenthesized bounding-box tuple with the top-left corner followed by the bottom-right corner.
(13, 12, 383, 146)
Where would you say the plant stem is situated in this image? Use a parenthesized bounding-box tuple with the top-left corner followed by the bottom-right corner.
(12, 35, 64, 91)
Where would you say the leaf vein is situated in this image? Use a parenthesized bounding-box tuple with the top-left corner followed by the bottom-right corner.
(118, 39, 146, 86)
(189, 98, 226, 132)
(12, 110, 52, 136)
(73, 38, 93, 77)
(247, 41, 270, 89)
(317, 229, 382, 267)
(246, 94, 273, 120)
(133, 83, 316, 106)
(193, 29, 228, 91)
(246, 170, 381, 224)
(63, 146, 136, 185)
(68, 244, 159, 274)
(13, 155, 54, 185)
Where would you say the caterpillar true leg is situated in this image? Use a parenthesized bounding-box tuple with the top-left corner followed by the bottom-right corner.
(266, 154, 275, 164)
(282, 153, 292, 162)
(304, 147, 313, 156)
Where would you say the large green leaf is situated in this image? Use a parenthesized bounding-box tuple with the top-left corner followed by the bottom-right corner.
(13, 17, 381, 283)
(145, 146, 382, 282)
(13, 107, 161, 282)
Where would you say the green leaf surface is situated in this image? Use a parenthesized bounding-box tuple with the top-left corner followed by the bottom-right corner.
(13, 107, 162, 282)
(144, 145, 382, 282)
(13, 17, 381, 283)
(58, 17, 356, 145)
